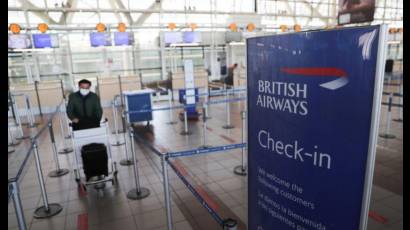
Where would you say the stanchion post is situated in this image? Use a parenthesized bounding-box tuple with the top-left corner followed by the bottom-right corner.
(222, 86, 234, 129)
(199, 104, 211, 149)
(111, 100, 125, 146)
(379, 93, 396, 139)
(10, 181, 27, 230)
(167, 89, 177, 125)
(118, 75, 124, 107)
(58, 109, 73, 154)
(24, 95, 37, 128)
(180, 110, 191, 135)
(119, 111, 133, 166)
(32, 141, 63, 218)
(34, 81, 43, 117)
(394, 84, 403, 122)
(8, 125, 21, 146)
(12, 95, 28, 140)
(204, 88, 212, 119)
(63, 98, 72, 139)
(161, 155, 174, 230)
(234, 111, 247, 176)
(126, 127, 150, 200)
(47, 121, 70, 177)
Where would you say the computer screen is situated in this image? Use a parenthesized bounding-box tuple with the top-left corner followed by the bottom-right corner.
(183, 32, 201, 43)
(90, 32, 112, 47)
(164, 32, 183, 44)
(32, 34, 60, 48)
(8, 34, 32, 49)
(114, 32, 134, 46)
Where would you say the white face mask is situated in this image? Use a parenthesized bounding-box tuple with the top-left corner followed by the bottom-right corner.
(79, 88, 90, 96)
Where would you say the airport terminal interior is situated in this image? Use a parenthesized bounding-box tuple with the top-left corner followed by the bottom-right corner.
(8, 0, 403, 230)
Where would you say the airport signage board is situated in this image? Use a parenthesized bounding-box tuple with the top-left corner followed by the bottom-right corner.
(8, 34, 32, 49)
(90, 32, 112, 47)
(114, 32, 134, 46)
(184, 59, 196, 105)
(247, 25, 386, 230)
(32, 34, 59, 48)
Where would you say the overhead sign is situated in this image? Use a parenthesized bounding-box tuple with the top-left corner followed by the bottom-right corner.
(183, 31, 201, 43)
(338, 0, 376, 25)
(90, 32, 111, 47)
(247, 25, 386, 230)
(32, 34, 59, 48)
(114, 32, 134, 46)
(8, 34, 32, 49)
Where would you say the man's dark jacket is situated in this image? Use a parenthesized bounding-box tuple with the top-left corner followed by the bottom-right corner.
(66, 91, 103, 130)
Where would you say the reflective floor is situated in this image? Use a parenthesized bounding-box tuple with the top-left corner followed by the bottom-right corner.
(8, 87, 403, 230)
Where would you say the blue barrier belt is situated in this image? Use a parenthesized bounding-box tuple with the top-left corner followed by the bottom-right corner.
(166, 158, 224, 226)
(126, 97, 246, 115)
(168, 143, 246, 158)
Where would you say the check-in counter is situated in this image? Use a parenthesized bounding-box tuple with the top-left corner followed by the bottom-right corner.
(171, 69, 208, 90)
(37, 81, 64, 108)
(97, 76, 142, 106)
(10, 80, 64, 114)
(97, 77, 121, 102)
(10, 84, 38, 112)
(121, 76, 142, 92)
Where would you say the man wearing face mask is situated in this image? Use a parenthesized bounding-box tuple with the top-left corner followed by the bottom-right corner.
(67, 79, 103, 130)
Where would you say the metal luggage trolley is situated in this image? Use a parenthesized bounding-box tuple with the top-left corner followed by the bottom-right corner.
(70, 119, 118, 191)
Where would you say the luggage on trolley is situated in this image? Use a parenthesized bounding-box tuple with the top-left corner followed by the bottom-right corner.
(81, 143, 108, 181)
(70, 118, 118, 191)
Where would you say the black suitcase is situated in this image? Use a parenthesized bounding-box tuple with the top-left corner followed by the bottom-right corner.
(81, 143, 108, 181)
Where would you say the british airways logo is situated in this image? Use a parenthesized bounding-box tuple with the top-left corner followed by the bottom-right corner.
(280, 67, 348, 90)
(256, 67, 349, 116)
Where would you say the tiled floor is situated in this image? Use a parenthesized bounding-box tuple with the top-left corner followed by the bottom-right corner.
(8, 85, 402, 230)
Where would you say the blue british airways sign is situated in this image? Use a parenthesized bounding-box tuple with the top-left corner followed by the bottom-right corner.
(247, 25, 384, 230)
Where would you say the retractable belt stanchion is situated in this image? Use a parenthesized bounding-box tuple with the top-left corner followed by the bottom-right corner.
(24, 95, 38, 128)
(222, 86, 234, 129)
(63, 98, 71, 139)
(166, 89, 177, 125)
(118, 75, 125, 107)
(8, 125, 21, 147)
(204, 88, 212, 119)
(162, 155, 174, 230)
(9, 182, 27, 230)
(48, 121, 70, 178)
(394, 84, 403, 122)
(126, 127, 150, 200)
(58, 108, 73, 154)
(112, 95, 125, 134)
(111, 99, 125, 146)
(379, 93, 396, 139)
(180, 110, 191, 135)
(234, 110, 247, 176)
(199, 104, 212, 149)
(119, 111, 133, 166)
(34, 81, 43, 117)
(32, 141, 63, 218)
(12, 95, 29, 140)
(8, 128, 15, 152)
